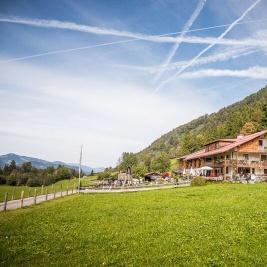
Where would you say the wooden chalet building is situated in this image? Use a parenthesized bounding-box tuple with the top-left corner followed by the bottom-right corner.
(179, 129, 267, 180)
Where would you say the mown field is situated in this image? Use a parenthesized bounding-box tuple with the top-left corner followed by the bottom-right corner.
(0, 175, 97, 201)
(0, 184, 267, 266)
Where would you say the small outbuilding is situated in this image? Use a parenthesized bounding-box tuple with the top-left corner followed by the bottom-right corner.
(144, 172, 162, 181)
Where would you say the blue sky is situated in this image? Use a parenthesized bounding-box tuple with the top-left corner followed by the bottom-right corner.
(0, 0, 267, 167)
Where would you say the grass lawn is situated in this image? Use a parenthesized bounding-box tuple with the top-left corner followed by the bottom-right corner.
(0, 175, 97, 201)
(0, 183, 267, 266)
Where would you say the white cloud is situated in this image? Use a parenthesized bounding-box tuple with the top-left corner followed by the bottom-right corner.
(1, 1, 267, 167)
(179, 66, 267, 79)
(0, 59, 216, 166)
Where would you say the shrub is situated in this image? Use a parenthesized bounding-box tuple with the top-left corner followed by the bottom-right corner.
(6, 170, 19, 186)
(54, 167, 72, 182)
(27, 177, 43, 187)
(97, 171, 111, 180)
(0, 175, 6, 184)
(6, 175, 17, 186)
(42, 174, 55, 185)
(16, 173, 29, 186)
(191, 176, 206, 186)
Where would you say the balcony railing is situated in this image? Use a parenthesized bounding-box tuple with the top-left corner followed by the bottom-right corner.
(204, 161, 224, 167)
(227, 160, 267, 167)
(203, 160, 267, 168)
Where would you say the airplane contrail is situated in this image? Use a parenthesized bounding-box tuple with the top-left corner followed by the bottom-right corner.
(178, 66, 267, 79)
(0, 39, 138, 64)
(0, 17, 266, 64)
(1, 15, 267, 45)
(154, 0, 206, 83)
(120, 47, 257, 73)
(155, 0, 263, 93)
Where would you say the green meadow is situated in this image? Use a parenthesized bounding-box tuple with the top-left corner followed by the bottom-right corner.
(0, 184, 267, 266)
(0, 175, 97, 201)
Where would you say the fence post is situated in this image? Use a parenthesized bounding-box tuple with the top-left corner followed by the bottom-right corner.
(41, 185, 44, 195)
(11, 187, 15, 201)
(34, 189, 37, 205)
(3, 192, 8, 211)
(53, 185, 56, 199)
(61, 184, 63, 197)
(45, 188, 48, 201)
(20, 190, 24, 208)
(67, 185, 68, 196)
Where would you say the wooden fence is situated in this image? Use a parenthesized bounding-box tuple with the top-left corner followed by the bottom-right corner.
(1, 184, 78, 212)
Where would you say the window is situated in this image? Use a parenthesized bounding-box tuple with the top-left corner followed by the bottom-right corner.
(206, 158, 212, 162)
(243, 154, 249, 160)
(264, 169, 267, 175)
(261, 155, 267, 161)
(226, 167, 229, 174)
(259, 140, 263, 146)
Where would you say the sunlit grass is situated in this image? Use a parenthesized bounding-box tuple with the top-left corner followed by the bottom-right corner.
(0, 183, 266, 266)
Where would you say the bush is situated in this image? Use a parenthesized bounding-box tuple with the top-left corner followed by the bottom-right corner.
(6, 175, 17, 186)
(97, 171, 111, 180)
(191, 176, 206, 186)
(16, 173, 29, 186)
(42, 174, 55, 185)
(0, 175, 6, 184)
(26, 177, 43, 187)
(54, 167, 72, 182)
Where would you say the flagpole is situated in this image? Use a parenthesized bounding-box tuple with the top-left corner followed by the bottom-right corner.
(78, 144, 83, 193)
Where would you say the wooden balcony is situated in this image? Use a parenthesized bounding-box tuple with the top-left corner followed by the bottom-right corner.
(225, 160, 267, 168)
(203, 160, 267, 168)
(204, 161, 224, 168)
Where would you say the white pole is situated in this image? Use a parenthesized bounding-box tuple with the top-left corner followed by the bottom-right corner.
(78, 144, 83, 193)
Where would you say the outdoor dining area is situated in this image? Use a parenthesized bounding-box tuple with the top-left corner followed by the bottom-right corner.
(182, 166, 224, 181)
(182, 165, 266, 183)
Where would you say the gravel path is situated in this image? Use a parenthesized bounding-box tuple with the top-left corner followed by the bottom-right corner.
(0, 189, 77, 211)
(80, 183, 190, 194)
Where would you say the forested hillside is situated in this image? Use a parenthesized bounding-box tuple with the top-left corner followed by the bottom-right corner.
(137, 85, 267, 162)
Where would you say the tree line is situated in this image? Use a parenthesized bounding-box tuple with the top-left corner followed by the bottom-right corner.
(0, 160, 81, 187)
(118, 152, 170, 177)
(96, 151, 171, 180)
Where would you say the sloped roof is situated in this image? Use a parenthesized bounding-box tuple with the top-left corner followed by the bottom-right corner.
(204, 138, 236, 146)
(182, 129, 267, 161)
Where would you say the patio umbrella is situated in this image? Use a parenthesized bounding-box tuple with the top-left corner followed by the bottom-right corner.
(200, 166, 213, 170)
(200, 166, 213, 176)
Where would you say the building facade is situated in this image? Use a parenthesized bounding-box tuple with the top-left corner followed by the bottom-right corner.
(179, 130, 267, 180)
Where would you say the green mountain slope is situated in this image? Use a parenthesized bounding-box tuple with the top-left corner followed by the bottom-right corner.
(137, 85, 267, 161)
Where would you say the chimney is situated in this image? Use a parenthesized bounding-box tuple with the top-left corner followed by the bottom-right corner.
(237, 134, 245, 139)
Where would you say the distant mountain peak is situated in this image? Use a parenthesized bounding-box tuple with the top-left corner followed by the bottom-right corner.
(0, 153, 104, 174)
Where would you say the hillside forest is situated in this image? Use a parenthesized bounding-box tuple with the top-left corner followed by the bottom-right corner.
(118, 86, 267, 173)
